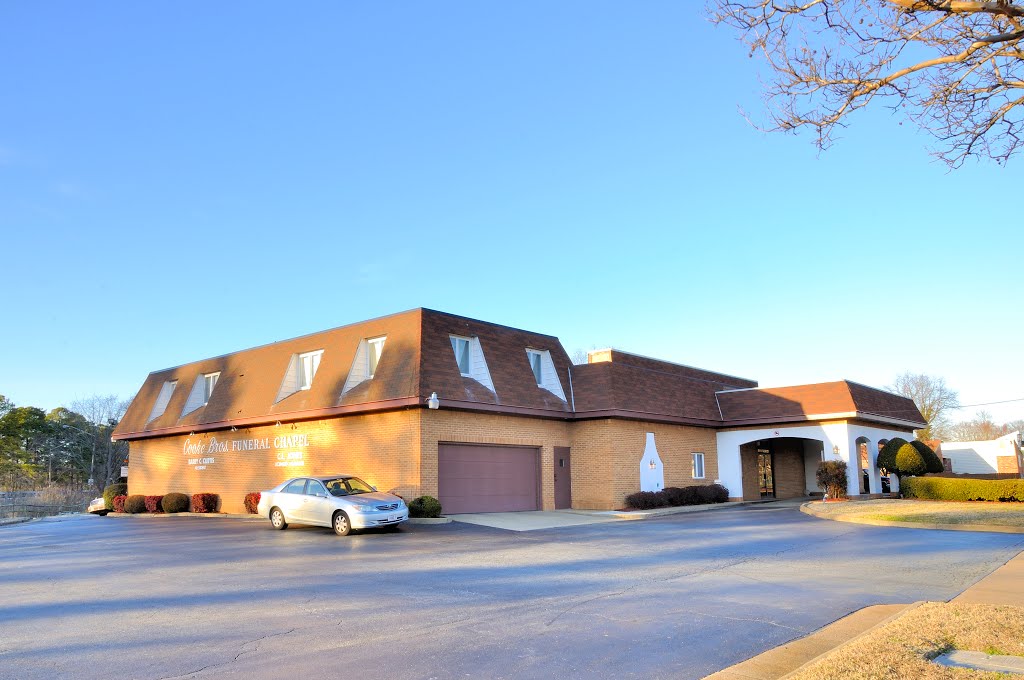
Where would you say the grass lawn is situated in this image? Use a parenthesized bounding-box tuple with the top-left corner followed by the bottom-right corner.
(808, 499, 1024, 528)
(789, 602, 1024, 680)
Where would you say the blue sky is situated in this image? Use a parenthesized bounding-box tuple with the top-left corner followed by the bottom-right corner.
(2, 2, 1021, 425)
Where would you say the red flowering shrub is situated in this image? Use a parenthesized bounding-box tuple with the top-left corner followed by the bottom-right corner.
(191, 493, 219, 513)
(244, 492, 261, 514)
(112, 495, 127, 513)
(145, 495, 164, 513)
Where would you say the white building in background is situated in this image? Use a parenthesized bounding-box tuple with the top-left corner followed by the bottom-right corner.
(941, 431, 1023, 476)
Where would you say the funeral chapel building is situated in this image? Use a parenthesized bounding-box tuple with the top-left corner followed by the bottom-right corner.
(112, 308, 925, 514)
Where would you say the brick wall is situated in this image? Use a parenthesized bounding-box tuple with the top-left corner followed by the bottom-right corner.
(127, 410, 422, 514)
(570, 419, 718, 510)
(127, 408, 719, 513)
(420, 410, 570, 510)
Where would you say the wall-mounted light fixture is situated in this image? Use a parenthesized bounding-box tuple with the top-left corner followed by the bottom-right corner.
(275, 421, 282, 427)
(427, 392, 440, 410)
(188, 431, 195, 436)
(230, 426, 238, 432)
(833, 445, 841, 456)
(649, 460, 657, 470)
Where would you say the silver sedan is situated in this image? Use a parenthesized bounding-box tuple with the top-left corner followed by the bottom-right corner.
(256, 475, 409, 536)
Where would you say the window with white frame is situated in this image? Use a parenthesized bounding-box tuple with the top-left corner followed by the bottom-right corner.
(527, 349, 543, 386)
(451, 336, 471, 376)
(203, 372, 219, 404)
(298, 350, 323, 390)
(147, 380, 177, 422)
(692, 452, 705, 479)
(367, 336, 385, 377)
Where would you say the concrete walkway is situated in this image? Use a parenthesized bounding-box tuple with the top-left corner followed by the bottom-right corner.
(706, 550, 1024, 679)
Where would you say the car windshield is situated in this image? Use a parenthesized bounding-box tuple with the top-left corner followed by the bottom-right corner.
(324, 477, 375, 497)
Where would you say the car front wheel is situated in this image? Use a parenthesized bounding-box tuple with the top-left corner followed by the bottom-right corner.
(270, 507, 288, 530)
(333, 511, 351, 536)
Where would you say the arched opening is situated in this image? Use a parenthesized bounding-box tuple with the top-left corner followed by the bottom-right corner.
(738, 436, 825, 501)
(856, 436, 870, 494)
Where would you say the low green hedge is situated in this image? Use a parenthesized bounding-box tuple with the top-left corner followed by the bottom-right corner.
(409, 496, 442, 518)
(901, 477, 1024, 502)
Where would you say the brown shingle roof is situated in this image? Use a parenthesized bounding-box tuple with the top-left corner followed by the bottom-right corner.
(571, 350, 757, 424)
(716, 380, 925, 427)
(114, 310, 925, 440)
(114, 309, 575, 440)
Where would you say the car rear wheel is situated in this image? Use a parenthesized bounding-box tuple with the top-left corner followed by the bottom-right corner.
(270, 507, 288, 530)
(333, 511, 351, 536)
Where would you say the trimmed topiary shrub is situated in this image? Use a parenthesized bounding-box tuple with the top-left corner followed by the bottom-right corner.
(409, 495, 442, 518)
(103, 483, 128, 511)
(244, 492, 261, 514)
(816, 460, 849, 499)
(894, 442, 927, 477)
(876, 438, 909, 477)
(910, 440, 945, 474)
(144, 495, 164, 513)
(624, 490, 669, 510)
(112, 495, 127, 513)
(900, 477, 1024, 502)
(191, 493, 219, 513)
(124, 494, 147, 514)
(161, 492, 189, 513)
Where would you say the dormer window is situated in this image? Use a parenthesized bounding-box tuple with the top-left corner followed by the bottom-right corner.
(341, 335, 388, 396)
(182, 371, 220, 416)
(299, 350, 323, 390)
(203, 372, 219, 404)
(147, 380, 177, 422)
(449, 335, 495, 391)
(525, 348, 566, 401)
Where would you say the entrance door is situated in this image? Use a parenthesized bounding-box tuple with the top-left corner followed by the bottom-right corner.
(554, 447, 571, 509)
(757, 447, 775, 498)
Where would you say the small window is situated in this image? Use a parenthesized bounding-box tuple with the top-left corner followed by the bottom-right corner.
(306, 480, 328, 496)
(284, 479, 307, 494)
(527, 349, 543, 385)
(298, 350, 323, 390)
(367, 336, 386, 377)
(692, 453, 705, 479)
(451, 336, 471, 376)
(203, 372, 219, 404)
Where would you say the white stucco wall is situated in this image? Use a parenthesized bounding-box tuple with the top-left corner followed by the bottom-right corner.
(943, 433, 1021, 474)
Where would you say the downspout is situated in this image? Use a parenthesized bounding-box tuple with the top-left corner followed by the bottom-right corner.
(567, 364, 576, 413)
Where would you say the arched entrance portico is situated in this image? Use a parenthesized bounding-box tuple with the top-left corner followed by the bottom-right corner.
(717, 422, 910, 501)
(738, 437, 824, 501)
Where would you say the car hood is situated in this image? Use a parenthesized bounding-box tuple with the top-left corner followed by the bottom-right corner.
(339, 492, 403, 507)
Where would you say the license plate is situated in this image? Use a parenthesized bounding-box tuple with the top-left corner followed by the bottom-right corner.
(388, 514, 398, 522)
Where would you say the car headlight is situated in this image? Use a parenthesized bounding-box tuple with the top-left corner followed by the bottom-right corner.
(350, 504, 375, 513)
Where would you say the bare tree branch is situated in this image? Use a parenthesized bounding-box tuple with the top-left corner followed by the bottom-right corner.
(708, 0, 1024, 165)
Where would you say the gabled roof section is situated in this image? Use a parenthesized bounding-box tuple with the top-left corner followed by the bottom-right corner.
(716, 380, 926, 428)
(571, 349, 757, 425)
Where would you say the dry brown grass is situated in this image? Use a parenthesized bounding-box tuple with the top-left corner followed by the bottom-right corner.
(789, 602, 1024, 679)
(808, 499, 1024, 528)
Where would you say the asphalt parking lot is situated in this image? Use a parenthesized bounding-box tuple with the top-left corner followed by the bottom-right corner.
(1, 504, 1022, 680)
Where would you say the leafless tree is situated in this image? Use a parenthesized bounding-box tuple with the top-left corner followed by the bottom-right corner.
(949, 410, 1022, 439)
(707, 0, 1024, 166)
(887, 372, 959, 439)
(69, 395, 131, 490)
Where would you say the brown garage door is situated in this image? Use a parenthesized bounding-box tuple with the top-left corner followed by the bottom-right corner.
(437, 444, 540, 514)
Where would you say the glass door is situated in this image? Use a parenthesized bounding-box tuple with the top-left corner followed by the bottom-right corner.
(757, 446, 775, 498)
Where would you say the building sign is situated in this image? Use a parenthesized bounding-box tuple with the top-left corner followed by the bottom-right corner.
(182, 433, 312, 471)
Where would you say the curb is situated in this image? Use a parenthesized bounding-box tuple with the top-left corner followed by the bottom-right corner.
(101, 512, 448, 524)
(800, 502, 1024, 534)
(0, 517, 33, 527)
(567, 498, 798, 521)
